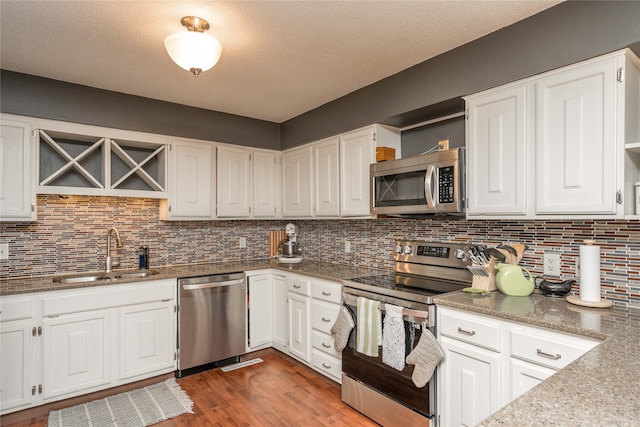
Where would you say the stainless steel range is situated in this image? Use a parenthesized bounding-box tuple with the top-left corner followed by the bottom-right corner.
(341, 240, 472, 427)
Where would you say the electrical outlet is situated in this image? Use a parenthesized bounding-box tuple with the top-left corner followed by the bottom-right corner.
(344, 240, 351, 253)
(239, 237, 247, 248)
(0, 243, 8, 261)
(543, 252, 561, 277)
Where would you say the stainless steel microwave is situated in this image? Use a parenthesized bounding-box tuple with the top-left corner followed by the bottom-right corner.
(370, 148, 466, 215)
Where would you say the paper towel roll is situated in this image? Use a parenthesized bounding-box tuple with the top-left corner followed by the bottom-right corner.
(579, 241, 601, 302)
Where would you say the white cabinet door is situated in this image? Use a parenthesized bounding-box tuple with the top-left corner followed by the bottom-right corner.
(340, 128, 375, 216)
(248, 274, 274, 350)
(161, 139, 214, 220)
(272, 274, 287, 349)
(439, 335, 503, 427)
(314, 137, 340, 216)
(466, 85, 528, 216)
(0, 118, 35, 221)
(0, 320, 34, 413)
(42, 310, 110, 401)
(313, 137, 340, 217)
(253, 151, 278, 217)
(510, 358, 555, 401)
(119, 301, 175, 381)
(282, 146, 313, 217)
(217, 145, 252, 217)
(536, 58, 618, 215)
(287, 292, 311, 362)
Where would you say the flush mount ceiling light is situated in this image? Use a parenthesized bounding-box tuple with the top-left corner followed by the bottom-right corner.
(164, 16, 222, 77)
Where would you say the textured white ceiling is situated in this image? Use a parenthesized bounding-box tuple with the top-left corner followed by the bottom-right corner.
(0, 1, 561, 122)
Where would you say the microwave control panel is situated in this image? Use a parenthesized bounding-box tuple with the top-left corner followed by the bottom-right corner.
(438, 166, 455, 203)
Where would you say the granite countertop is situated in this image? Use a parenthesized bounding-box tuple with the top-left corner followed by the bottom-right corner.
(0, 259, 383, 296)
(434, 290, 640, 426)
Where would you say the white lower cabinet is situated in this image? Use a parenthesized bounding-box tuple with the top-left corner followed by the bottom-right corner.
(42, 310, 111, 400)
(0, 295, 37, 414)
(0, 280, 177, 416)
(287, 276, 311, 363)
(246, 272, 287, 352)
(272, 274, 287, 350)
(309, 279, 342, 382)
(509, 358, 555, 401)
(438, 307, 600, 427)
(118, 300, 175, 381)
(440, 336, 502, 427)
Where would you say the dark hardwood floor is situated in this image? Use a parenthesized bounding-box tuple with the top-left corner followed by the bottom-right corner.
(1, 349, 378, 426)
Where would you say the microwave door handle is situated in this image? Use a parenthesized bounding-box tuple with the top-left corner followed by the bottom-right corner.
(424, 164, 436, 208)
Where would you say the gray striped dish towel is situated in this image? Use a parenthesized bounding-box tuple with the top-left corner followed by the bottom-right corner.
(382, 303, 405, 371)
(356, 296, 382, 357)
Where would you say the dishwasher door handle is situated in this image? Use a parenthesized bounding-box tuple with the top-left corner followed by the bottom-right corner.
(182, 279, 245, 290)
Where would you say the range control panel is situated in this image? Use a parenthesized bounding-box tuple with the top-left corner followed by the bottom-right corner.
(394, 240, 472, 269)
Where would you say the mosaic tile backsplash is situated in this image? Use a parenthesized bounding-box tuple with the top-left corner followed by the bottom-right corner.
(2, 195, 639, 307)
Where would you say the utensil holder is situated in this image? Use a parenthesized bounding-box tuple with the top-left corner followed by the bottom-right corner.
(468, 264, 497, 292)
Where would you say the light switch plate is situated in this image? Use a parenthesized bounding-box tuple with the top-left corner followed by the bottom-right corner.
(344, 240, 351, 253)
(239, 237, 247, 248)
(0, 243, 8, 261)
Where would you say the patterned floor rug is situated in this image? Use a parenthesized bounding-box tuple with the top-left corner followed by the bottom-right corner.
(47, 378, 194, 427)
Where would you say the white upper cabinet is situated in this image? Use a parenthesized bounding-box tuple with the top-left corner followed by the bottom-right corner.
(252, 150, 279, 218)
(283, 124, 400, 218)
(0, 117, 36, 221)
(160, 138, 215, 220)
(217, 145, 252, 217)
(466, 85, 529, 216)
(340, 125, 400, 216)
(536, 58, 618, 215)
(282, 145, 314, 217)
(466, 49, 640, 219)
(217, 145, 279, 219)
(34, 120, 168, 199)
(313, 137, 340, 217)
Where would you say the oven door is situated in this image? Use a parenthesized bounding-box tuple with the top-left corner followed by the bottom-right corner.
(341, 290, 437, 419)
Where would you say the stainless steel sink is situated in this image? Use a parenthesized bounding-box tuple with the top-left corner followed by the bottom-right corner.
(113, 270, 159, 279)
(53, 270, 159, 283)
(53, 274, 111, 284)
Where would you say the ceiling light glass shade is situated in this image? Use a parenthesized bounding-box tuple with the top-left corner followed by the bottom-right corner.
(164, 31, 222, 76)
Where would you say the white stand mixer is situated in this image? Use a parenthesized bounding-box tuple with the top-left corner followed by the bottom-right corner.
(277, 223, 303, 263)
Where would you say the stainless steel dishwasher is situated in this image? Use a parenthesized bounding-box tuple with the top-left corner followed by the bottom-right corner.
(177, 272, 246, 377)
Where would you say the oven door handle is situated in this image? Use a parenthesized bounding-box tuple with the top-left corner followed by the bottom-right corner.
(424, 164, 436, 208)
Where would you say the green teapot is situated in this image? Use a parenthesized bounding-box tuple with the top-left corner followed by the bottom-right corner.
(494, 263, 534, 296)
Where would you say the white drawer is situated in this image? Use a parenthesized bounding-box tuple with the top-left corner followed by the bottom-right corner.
(0, 295, 34, 322)
(311, 280, 341, 304)
(312, 348, 342, 381)
(312, 330, 341, 358)
(312, 300, 340, 334)
(287, 276, 311, 296)
(439, 308, 502, 352)
(510, 327, 600, 369)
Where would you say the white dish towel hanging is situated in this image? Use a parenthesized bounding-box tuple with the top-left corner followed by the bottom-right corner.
(382, 303, 405, 371)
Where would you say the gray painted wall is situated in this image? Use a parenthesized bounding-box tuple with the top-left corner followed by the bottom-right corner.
(2, 1, 640, 152)
(281, 1, 640, 148)
(0, 71, 281, 149)
(401, 117, 465, 158)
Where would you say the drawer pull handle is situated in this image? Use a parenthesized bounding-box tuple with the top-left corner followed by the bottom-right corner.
(322, 291, 332, 296)
(293, 284, 301, 289)
(322, 363, 331, 369)
(537, 349, 561, 360)
(457, 327, 476, 336)
(322, 342, 331, 348)
(322, 317, 331, 322)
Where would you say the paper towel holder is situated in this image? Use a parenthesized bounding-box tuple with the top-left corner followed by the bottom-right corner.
(566, 239, 613, 308)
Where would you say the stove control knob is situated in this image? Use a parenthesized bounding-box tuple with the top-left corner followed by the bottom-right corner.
(404, 245, 413, 255)
(396, 244, 404, 254)
(455, 249, 467, 260)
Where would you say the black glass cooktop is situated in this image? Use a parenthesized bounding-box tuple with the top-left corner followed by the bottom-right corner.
(344, 272, 467, 303)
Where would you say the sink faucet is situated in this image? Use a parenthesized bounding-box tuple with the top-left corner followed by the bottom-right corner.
(106, 227, 124, 273)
